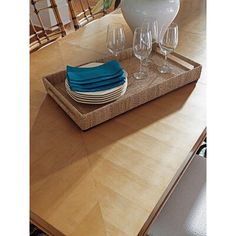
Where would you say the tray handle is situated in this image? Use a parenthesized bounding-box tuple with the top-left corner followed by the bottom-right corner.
(42, 77, 84, 125)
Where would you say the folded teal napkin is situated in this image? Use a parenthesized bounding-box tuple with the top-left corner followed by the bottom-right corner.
(67, 60, 124, 84)
(69, 79, 126, 92)
(66, 60, 126, 92)
(69, 72, 125, 90)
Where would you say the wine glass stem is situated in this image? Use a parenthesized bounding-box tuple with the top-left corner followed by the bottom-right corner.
(164, 54, 168, 66)
(140, 59, 144, 74)
(112, 52, 116, 59)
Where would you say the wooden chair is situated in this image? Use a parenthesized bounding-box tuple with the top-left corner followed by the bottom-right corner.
(66, 0, 107, 30)
(30, 0, 66, 52)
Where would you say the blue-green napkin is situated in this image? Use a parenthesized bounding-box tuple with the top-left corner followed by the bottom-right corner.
(66, 60, 126, 92)
(67, 60, 124, 84)
(69, 79, 126, 92)
(69, 73, 125, 90)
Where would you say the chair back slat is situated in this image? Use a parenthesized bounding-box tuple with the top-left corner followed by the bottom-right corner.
(30, 0, 66, 52)
(50, 0, 66, 36)
(67, 0, 107, 30)
(67, 0, 79, 29)
(30, 19, 42, 44)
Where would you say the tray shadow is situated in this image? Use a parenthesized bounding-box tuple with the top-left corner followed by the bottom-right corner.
(30, 82, 197, 185)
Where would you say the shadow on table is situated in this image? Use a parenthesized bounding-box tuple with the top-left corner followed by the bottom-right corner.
(30, 82, 196, 185)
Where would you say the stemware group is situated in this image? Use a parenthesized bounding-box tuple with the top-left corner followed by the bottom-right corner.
(106, 20, 179, 79)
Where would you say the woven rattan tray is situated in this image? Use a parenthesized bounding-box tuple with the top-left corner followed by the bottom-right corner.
(43, 46, 202, 130)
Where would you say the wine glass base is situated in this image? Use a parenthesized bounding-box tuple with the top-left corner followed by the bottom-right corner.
(134, 71, 147, 80)
(158, 65, 171, 74)
(142, 58, 153, 67)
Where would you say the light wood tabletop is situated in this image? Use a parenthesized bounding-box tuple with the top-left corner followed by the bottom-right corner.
(30, 1, 206, 235)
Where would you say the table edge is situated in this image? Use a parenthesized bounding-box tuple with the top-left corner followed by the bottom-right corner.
(30, 211, 65, 236)
(138, 127, 207, 236)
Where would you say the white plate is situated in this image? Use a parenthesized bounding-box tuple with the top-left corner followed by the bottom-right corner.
(67, 88, 127, 104)
(65, 77, 127, 99)
(66, 82, 127, 102)
(65, 85, 125, 101)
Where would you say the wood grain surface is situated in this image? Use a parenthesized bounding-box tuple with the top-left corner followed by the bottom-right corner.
(30, 0, 206, 235)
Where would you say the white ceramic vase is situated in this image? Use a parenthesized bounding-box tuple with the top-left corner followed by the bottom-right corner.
(121, 0, 180, 41)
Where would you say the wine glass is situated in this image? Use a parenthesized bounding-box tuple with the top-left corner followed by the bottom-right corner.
(106, 23, 126, 58)
(158, 22, 178, 73)
(133, 27, 152, 80)
(141, 17, 159, 66)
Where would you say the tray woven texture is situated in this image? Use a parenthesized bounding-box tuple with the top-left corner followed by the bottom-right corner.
(43, 46, 202, 130)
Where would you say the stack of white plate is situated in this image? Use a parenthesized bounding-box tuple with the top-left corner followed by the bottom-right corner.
(65, 63, 128, 105)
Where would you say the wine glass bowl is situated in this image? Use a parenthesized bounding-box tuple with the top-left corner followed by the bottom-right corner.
(141, 17, 158, 66)
(158, 22, 178, 74)
(142, 17, 159, 44)
(106, 23, 126, 57)
(133, 27, 152, 80)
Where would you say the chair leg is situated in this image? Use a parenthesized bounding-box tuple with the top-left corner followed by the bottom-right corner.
(67, 0, 80, 30)
(50, 0, 66, 36)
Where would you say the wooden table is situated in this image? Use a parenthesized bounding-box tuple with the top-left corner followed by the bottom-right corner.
(30, 1, 206, 235)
